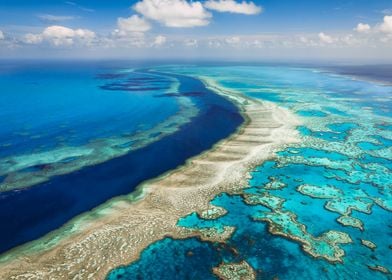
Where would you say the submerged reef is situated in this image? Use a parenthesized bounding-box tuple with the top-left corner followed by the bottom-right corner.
(246, 193, 352, 263)
(213, 261, 256, 280)
(361, 239, 377, 250)
(336, 215, 364, 231)
(198, 205, 228, 220)
(367, 265, 391, 275)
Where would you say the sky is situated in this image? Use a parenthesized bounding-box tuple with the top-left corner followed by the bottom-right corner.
(0, 0, 391, 62)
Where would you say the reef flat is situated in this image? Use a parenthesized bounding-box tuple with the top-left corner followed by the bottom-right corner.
(0, 76, 299, 279)
(213, 260, 256, 280)
(160, 65, 391, 279)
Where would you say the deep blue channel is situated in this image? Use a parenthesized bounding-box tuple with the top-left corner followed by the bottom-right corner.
(0, 70, 243, 254)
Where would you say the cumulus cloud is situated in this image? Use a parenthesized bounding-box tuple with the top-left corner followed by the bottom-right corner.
(24, 25, 95, 46)
(354, 15, 392, 35)
(318, 32, 334, 44)
(355, 23, 371, 33)
(73, 28, 95, 41)
(352, 16, 392, 44)
(204, 0, 261, 15)
(340, 34, 361, 46)
(184, 38, 198, 47)
(5, 11, 390, 59)
(380, 15, 392, 33)
(114, 15, 151, 37)
(133, 0, 211, 27)
(24, 33, 43, 44)
(44, 26, 95, 46)
(225, 36, 240, 44)
(153, 35, 166, 46)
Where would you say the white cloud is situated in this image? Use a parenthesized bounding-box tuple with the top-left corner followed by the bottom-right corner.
(115, 15, 151, 37)
(318, 32, 334, 44)
(379, 36, 392, 43)
(208, 40, 221, 48)
(24, 33, 43, 44)
(73, 28, 95, 41)
(225, 36, 240, 44)
(153, 35, 166, 46)
(43, 26, 75, 46)
(298, 36, 318, 47)
(173, 32, 391, 51)
(352, 16, 392, 43)
(299, 36, 308, 44)
(204, 0, 261, 15)
(340, 34, 360, 46)
(184, 38, 198, 47)
(0, 30, 4, 40)
(6, 13, 391, 60)
(133, 0, 211, 27)
(111, 16, 151, 48)
(355, 23, 371, 33)
(380, 15, 392, 33)
(23, 25, 95, 46)
(44, 26, 95, 46)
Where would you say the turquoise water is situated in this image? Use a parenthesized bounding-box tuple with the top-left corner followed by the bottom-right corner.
(0, 62, 188, 191)
(109, 65, 392, 279)
(0, 63, 178, 158)
(108, 237, 222, 279)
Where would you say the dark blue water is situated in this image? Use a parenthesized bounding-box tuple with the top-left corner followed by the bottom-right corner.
(327, 65, 392, 85)
(0, 70, 243, 254)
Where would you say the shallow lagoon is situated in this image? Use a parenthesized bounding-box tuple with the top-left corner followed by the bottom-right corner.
(109, 65, 391, 279)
